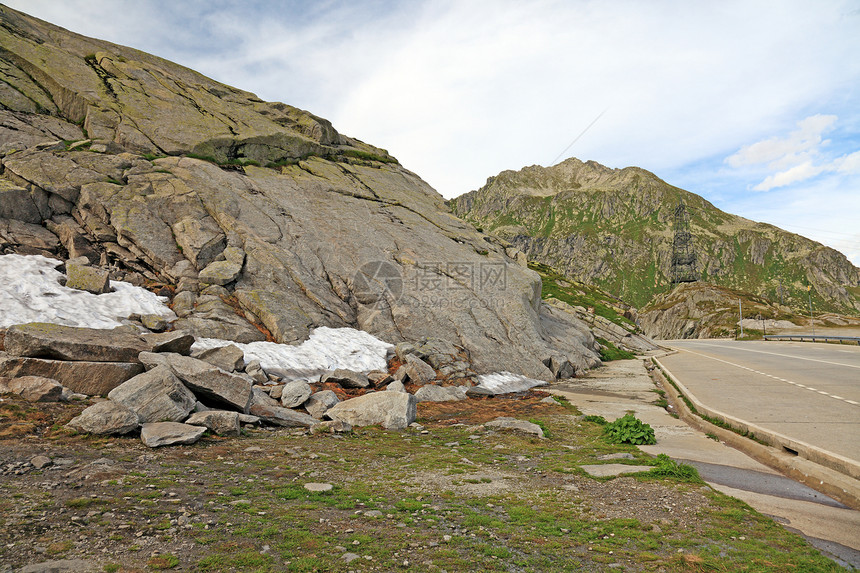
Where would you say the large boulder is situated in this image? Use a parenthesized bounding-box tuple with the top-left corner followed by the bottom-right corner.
(141, 332, 195, 355)
(248, 402, 319, 428)
(320, 369, 370, 389)
(141, 422, 207, 447)
(193, 344, 245, 372)
(4, 323, 148, 362)
(64, 261, 111, 294)
(0, 353, 143, 395)
(139, 352, 252, 411)
(185, 410, 241, 436)
(325, 392, 417, 430)
(107, 366, 196, 423)
(279, 380, 312, 408)
(304, 390, 340, 419)
(0, 375, 63, 402)
(413, 384, 466, 403)
(66, 400, 140, 435)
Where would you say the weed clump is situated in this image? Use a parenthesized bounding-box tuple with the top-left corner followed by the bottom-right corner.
(602, 413, 656, 445)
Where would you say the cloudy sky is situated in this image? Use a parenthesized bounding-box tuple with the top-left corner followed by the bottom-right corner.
(9, 0, 860, 265)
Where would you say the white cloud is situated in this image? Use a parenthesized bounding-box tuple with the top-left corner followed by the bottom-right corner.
(726, 114, 836, 169)
(753, 161, 825, 191)
(727, 114, 860, 191)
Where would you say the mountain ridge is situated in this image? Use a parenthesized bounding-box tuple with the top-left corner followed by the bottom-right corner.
(451, 157, 860, 315)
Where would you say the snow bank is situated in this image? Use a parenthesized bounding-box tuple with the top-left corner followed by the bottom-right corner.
(192, 326, 393, 381)
(0, 254, 175, 329)
(476, 371, 547, 394)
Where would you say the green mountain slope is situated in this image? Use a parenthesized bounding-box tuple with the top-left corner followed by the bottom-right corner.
(450, 158, 860, 314)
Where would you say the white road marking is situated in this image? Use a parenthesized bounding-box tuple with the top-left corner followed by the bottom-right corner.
(675, 341, 860, 370)
(677, 347, 858, 407)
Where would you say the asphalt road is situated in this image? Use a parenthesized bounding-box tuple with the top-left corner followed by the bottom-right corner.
(661, 340, 860, 463)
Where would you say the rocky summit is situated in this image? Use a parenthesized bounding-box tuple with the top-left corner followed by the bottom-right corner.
(451, 158, 860, 318)
(0, 5, 603, 381)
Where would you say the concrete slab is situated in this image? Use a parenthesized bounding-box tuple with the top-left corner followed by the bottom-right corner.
(549, 357, 860, 564)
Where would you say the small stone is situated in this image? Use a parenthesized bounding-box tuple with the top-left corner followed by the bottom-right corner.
(140, 314, 169, 332)
(303, 482, 333, 492)
(30, 455, 52, 469)
(342, 552, 360, 563)
(597, 453, 635, 461)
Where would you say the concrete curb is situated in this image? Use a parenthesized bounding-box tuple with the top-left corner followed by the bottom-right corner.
(652, 356, 860, 511)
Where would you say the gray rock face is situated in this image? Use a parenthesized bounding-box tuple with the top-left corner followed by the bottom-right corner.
(303, 390, 340, 419)
(140, 422, 207, 447)
(172, 296, 266, 343)
(0, 7, 604, 382)
(185, 410, 241, 436)
(107, 366, 196, 423)
(4, 323, 149, 363)
(0, 353, 143, 395)
(326, 392, 417, 430)
(193, 344, 245, 372)
(144, 353, 252, 411)
(0, 180, 41, 223)
(279, 380, 312, 408)
(413, 384, 467, 403)
(485, 417, 544, 438)
(66, 400, 140, 435)
(320, 369, 370, 389)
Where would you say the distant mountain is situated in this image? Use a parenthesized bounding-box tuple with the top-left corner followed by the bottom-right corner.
(451, 158, 860, 315)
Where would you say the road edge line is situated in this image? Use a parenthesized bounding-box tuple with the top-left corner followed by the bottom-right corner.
(651, 356, 860, 511)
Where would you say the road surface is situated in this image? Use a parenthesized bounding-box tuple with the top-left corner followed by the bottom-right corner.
(660, 340, 860, 464)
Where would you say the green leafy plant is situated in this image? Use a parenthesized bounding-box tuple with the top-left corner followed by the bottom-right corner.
(582, 414, 608, 425)
(648, 454, 701, 482)
(528, 418, 551, 438)
(602, 413, 656, 445)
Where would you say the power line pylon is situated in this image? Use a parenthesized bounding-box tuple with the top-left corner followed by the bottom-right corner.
(671, 201, 698, 284)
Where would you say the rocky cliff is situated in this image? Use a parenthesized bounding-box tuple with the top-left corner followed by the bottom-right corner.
(451, 158, 860, 316)
(0, 5, 602, 380)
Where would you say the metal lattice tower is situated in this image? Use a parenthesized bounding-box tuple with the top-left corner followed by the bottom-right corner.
(671, 201, 698, 284)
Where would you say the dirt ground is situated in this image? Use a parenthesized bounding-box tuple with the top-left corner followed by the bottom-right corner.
(0, 387, 841, 572)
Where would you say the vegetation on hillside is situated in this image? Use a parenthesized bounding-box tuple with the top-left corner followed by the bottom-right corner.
(452, 158, 860, 316)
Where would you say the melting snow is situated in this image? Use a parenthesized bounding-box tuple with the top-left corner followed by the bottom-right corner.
(192, 327, 393, 380)
(2, 254, 536, 394)
(0, 254, 176, 329)
(476, 371, 547, 394)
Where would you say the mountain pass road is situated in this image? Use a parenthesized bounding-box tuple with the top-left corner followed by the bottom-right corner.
(660, 340, 860, 464)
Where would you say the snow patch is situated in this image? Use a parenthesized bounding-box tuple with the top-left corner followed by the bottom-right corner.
(0, 254, 176, 329)
(192, 326, 393, 381)
(476, 371, 547, 394)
